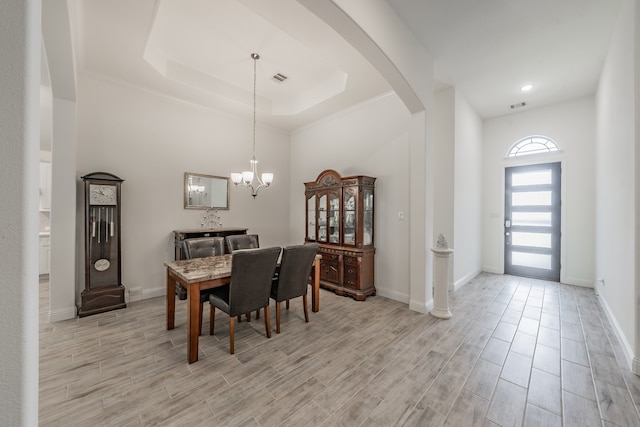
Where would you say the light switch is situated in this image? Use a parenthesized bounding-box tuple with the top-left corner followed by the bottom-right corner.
(398, 211, 404, 220)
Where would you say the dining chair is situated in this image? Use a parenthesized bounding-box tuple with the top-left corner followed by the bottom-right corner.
(270, 243, 319, 333)
(225, 234, 259, 252)
(208, 246, 281, 354)
(181, 236, 225, 335)
(225, 233, 261, 321)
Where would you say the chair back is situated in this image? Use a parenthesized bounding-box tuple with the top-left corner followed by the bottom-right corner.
(228, 247, 280, 317)
(272, 243, 319, 302)
(183, 237, 225, 259)
(226, 234, 260, 252)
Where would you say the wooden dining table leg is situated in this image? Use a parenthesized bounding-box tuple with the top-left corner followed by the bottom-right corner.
(312, 258, 320, 312)
(187, 282, 201, 363)
(166, 268, 176, 330)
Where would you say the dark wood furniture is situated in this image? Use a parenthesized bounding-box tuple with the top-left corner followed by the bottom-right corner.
(165, 253, 322, 363)
(173, 227, 248, 259)
(304, 170, 376, 301)
(79, 172, 126, 317)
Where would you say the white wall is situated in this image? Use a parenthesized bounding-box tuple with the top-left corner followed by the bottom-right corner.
(433, 88, 483, 290)
(290, 93, 413, 302)
(76, 74, 291, 299)
(483, 97, 596, 286)
(453, 91, 483, 288)
(595, 0, 636, 369)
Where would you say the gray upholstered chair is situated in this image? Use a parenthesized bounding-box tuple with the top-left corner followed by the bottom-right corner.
(181, 237, 225, 334)
(225, 233, 261, 321)
(270, 243, 319, 333)
(208, 246, 281, 354)
(183, 236, 224, 259)
(225, 234, 259, 252)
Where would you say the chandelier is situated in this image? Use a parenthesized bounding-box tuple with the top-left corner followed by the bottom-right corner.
(230, 53, 273, 198)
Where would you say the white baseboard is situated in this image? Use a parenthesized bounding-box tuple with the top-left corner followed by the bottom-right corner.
(482, 266, 502, 275)
(562, 276, 594, 287)
(49, 306, 77, 322)
(453, 269, 482, 291)
(375, 287, 409, 304)
(409, 298, 432, 314)
(596, 293, 635, 372)
(142, 286, 166, 300)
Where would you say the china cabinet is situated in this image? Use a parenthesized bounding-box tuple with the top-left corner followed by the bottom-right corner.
(304, 169, 376, 300)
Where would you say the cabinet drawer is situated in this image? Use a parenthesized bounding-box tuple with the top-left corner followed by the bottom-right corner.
(343, 256, 359, 289)
(344, 268, 359, 289)
(320, 252, 340, 262)
(320, 260, 340, 284)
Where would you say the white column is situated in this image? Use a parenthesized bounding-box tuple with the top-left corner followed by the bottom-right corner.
(0, 0, 41, 425)
(430, 235, 453, 319)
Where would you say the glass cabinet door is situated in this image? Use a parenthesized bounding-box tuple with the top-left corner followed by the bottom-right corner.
(306, 195, 316, 240)
(363, 188, 373, 245)
(328, 192, 340, 243)
(343, 187, 357, 245)
(318, 194, 327, 242)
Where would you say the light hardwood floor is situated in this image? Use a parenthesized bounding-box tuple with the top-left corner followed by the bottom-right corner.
(39, 273, 640, 426)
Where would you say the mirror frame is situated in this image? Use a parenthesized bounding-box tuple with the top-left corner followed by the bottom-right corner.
(184, 172, 230, 210)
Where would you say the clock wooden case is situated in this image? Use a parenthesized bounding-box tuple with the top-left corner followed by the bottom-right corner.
(305, 169, 376, 301)
(79, 172, 126, 317)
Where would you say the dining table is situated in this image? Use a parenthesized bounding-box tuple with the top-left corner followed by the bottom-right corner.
(165, 252, 321, 363)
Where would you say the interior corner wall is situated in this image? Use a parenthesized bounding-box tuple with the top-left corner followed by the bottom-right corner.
(290, 93, 412, 303)
(75, 74, 291, 300)
(595, 0, 636, 367)
(453, 90, 483, 288)
(433, 88, 455, 285)
(482, 97, 596, 286)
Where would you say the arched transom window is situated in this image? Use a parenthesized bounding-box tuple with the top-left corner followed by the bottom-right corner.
(507, 135, 559, 157)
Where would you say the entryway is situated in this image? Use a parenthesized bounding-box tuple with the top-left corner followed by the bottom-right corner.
(504, 162, 561, 281)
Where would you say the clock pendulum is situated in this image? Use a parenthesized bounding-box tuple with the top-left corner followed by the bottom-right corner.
(94, 206, 112, 272)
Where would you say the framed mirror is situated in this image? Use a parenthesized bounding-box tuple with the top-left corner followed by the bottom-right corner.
(184, 172, 229, 210)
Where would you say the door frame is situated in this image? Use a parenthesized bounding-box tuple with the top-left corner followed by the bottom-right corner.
(499, 154, 566, 282)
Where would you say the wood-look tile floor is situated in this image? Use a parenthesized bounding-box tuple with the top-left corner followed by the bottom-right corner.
(39, 273, 640, 426)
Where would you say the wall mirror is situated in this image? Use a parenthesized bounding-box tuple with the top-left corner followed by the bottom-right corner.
(184, 172, 229, 210)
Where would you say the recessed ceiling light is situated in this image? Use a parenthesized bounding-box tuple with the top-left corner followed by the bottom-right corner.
(521, 84, 534, 92)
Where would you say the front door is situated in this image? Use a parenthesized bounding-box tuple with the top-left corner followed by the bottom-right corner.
(504, 162, 561, 281)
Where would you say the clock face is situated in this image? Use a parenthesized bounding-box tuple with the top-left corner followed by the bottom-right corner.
(90, 184, 117, 205)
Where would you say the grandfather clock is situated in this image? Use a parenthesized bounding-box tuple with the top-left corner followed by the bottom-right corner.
(79, 172, 126, 317)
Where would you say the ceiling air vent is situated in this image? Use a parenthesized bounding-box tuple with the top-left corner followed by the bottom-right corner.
(272, 73, 287, 83)
(510, 102, 527, 110)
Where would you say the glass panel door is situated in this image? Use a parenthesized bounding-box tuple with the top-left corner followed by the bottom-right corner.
(505, 162, 560, 281)
(343, 188, 356, 245)
(318, 194, 327, 242)
(306, 195, 316, 240)
(363, 188, 373, 245)
(328, 192, 340, 244)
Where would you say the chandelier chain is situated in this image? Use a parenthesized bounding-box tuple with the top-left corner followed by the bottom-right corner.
(252, 53, 257, 159)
